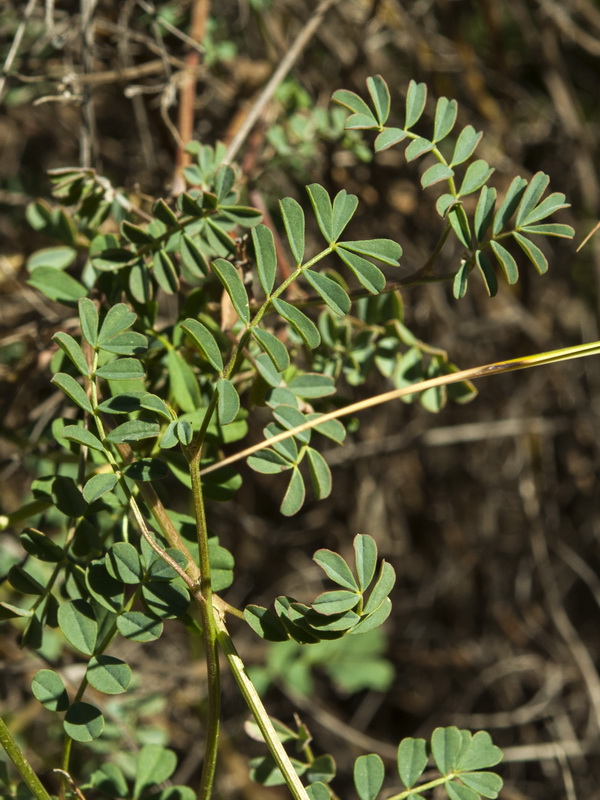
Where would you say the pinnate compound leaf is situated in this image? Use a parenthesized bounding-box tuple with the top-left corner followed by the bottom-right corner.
(57, 599, 97, 656)
(490, 241, 518, 284)
(337, 238, 402, 266)
(446, 782, 479, 800)
(432, 726, 463, 774)
(83, 473, 118, 504)
(332, 190, 359, 241)
(474, 186, 497, 243)
(244, 605, 289, 641)
(337, 248, 386, 293)
(515, 171, 550, 228)
(28, 267, 87, 306)
(181, 318, 223, 371)
(458, 160, 494, 197)
(98, 304, 136, 342)
(492, 176, 528, 235)
(375, 128, 407, 152)
(475, 250, 498, 297)
(51, 373, 93, 414)
(217, 378, 240, 425)
(95, 358, 145, 381)
(306, 447, 332, 499)
(134, 746, 177, 799)
(32, 669, 69, 711)
(280, 467, 305, 516)
(272, 298, 320, 348)
(252, 224, 277, 295)
(512, 232, 548, 274)
(62, 425, 104, 452)
(314, 549, 358, 591)
(433, 96, 458, 142)
(105, 420, 161, 443)
(304, 270, 350, 316)
(365, 561, 396, 613)
(64, 702, 104, 742)
(117, 611, 164, 642)
(212, 258, 250, 323)
(279, 197, 305, 264)
(53, 332, 89, 376)
(450, 125, 482, 166)
(307, 184, 334, 242)
(252, 327, 290, 372)
(354, 534, 377, 591)
(87, 655, 132, 695)
(405, 80, 427, 129)
(78, 298, 99, 347)
(354, 754, 384, 800)
(421, 163, 454, 189)
(367, 74, 390, 126)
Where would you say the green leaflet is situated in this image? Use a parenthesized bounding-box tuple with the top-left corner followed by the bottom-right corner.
(252, 224, 277, 295)
(279, 197, 305, 264)
(212, 258, 250, 323)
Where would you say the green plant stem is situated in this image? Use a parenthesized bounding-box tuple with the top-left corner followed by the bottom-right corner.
(189, 453, 221, 800)
(0, 499, 53, 531)
(386, 772, 456, 800)
(0, 717, 53, 800)
(215, 621, 311, 800)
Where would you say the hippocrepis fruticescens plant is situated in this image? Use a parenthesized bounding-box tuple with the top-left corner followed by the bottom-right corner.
(1, 72, 593, 800)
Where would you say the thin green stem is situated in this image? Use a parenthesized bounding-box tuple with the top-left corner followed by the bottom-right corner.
(0, 717, 53, 800)
(215, 621, 311, 800)
(189, 454, 221, 800)
(386, 772, 456, 800)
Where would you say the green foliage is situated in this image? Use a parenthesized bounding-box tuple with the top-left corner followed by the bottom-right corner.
(354, 728, 503, 800)
(333, 75, 574, 298)
(5, 65, 579, 800)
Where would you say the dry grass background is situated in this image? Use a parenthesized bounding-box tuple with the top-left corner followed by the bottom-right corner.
(2, 1, 600, 798)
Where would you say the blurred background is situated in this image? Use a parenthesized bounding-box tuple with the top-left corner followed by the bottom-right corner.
(1, 1, 600, 798)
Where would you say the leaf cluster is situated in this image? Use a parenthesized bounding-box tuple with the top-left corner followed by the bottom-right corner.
(244, 534, 395, 643)
(355, 727, 503, 800)
(333, 75, 574, 298)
